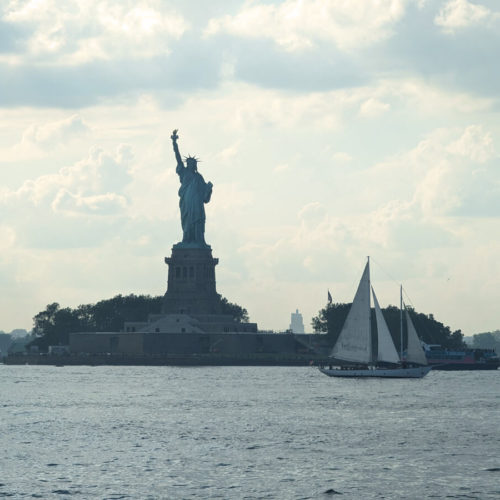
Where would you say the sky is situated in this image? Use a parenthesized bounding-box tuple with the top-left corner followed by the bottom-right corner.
(1, 0, 499, 336)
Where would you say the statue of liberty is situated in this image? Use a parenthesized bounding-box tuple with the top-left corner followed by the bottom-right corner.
(171, 129, 213, 248)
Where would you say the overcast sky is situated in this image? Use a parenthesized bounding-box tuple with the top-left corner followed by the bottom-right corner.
(1, 0, 499, 335)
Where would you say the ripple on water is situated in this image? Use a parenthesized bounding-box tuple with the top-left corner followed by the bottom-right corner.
(0, 367, 499, 499)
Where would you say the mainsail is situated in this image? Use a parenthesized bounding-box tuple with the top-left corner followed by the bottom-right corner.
(372, 287, 400, 364)
(405, 309, 428, 365)
(331, 261, 372, 364)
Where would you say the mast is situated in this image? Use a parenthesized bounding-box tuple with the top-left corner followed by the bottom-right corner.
(368, 256, 373, 364)
(400, 284, 403, 361)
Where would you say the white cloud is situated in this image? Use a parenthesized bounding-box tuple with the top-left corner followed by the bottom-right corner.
(197, 79, 494, 135)
(19, 114, 90, 149)
(212, 142, 241, 164)
(359, 98, 390, 118)
(366, 125, 499, 219)
(2, 145, 133, 216)
(51, 189, 128, 216)
(273, 163, 289, 173)
(298, 201, 328, 225)
(446, 125, 494, 163)
(413, 159, 462, 217)
(0, 225, 16, 251)
(210, 182, 254, 213)
(435, 0, 493, 33)
(183, 83, 346, 131)
(3, 0, 189, 63)
(206, 0, 408, 52)
(332, 152, 352, 163)
(380, 78, 495, 115)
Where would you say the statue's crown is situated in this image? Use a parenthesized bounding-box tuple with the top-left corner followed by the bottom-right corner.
(184, 155, 200, 163)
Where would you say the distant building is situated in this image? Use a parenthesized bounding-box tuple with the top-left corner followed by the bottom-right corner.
(289, 309, 305, 334)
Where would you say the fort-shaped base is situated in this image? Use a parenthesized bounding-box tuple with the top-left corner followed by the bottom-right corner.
(162, 246, 222, 315)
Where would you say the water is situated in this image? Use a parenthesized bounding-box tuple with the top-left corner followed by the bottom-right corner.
(1, 366, 499, 499)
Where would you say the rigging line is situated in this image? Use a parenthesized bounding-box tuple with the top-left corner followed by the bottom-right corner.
(370, 256, 400, 287)
(370, 257, 417, 307)
(370, 257, 440, 344)
(402, 291, 438, 343)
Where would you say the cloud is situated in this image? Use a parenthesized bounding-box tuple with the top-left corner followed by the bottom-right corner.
(446, 125, 494, 163)
(0, 2, 222, 108)
(273, 163, 289, 173)
(52, 190, 128, 216)
(0, 224, 16, 251)
(386, 78, 495, 114)
(383, 1, 500, 97)
(0, 47, 222, 108)
(332, 152, 352, 163)
(298, 202, 328, 225)
(245, 124, 500, 278)
(2, 0, 499, 108)
(212, 141, 241, 164)
(2, 0, 189, 64)
(228, 38, 367, 92)
(210, 182, 254, 213)
(183, 82, 357, 132)
(19, 114, 90, 149)
(369, 125, 500, 219)
(206, 0, 408, 52)
(358, 98, 390, 117)
(2, 145, 133, 216)
(434, 0, 493, 33)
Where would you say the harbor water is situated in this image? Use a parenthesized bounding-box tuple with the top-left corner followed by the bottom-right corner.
(1, 366, 499, 499)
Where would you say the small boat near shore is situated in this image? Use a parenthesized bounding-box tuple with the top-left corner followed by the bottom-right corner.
(319, 258, 431, 379)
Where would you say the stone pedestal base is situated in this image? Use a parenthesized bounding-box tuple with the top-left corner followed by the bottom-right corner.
(162, 247, 223, 315)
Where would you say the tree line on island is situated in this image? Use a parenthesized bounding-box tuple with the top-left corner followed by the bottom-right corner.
(30, 294, 248, 351)
(26, 293, 468, 353)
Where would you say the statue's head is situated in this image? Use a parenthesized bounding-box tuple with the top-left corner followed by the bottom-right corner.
(185, 155, 199, 172)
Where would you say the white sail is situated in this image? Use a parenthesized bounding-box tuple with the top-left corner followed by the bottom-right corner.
(405, 310, 428, 365)
(372, 287, 400, 364)
(331, 261, 372, 364)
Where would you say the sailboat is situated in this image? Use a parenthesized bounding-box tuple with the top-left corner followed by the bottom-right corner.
(319, 258, 432, 379)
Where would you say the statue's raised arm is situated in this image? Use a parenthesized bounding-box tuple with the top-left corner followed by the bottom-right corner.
(171, 129, 183, 168)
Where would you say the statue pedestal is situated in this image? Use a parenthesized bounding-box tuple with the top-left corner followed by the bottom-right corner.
(162, 246, 223, 315)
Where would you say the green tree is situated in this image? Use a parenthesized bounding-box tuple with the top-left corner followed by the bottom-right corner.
(88, 294, 163, 332)
(219, 297, 249, 322)
(31, 294, 249, 351)
(32, 303, 86, 350)
(31, 295, 163, 351)
(311, 302, 351, 345)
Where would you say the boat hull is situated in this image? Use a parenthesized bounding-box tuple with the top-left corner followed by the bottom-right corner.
(318, 365, 432, 378)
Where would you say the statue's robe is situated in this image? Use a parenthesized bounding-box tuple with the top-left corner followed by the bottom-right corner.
(177, 164, 212, 245)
